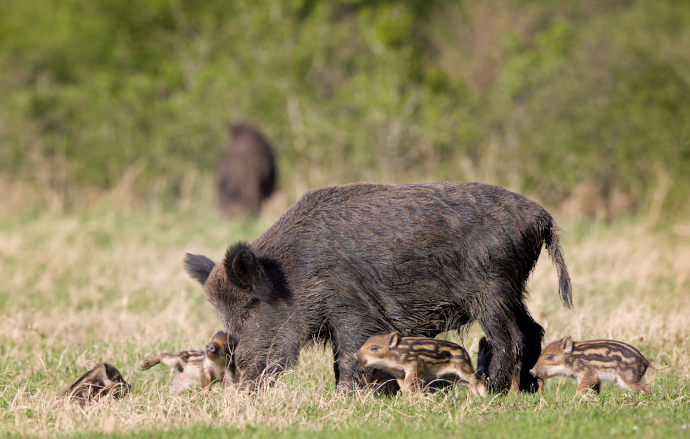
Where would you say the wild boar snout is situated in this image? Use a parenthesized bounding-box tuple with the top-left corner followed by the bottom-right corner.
(529, 368, 537, 377)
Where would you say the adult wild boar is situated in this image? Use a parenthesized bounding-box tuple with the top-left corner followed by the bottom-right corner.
(216, 124, 276, 217)
(185, 182, 572, 393)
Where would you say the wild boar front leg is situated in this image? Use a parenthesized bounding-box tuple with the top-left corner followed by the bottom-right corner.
(576, 374, 601, 395)
(479, 280, 544, 394)
(400, 369, 420, 394)
(200, 369, 216, 393)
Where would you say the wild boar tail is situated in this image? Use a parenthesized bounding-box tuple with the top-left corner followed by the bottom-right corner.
(647, 363, 671, 371)
(543, 219, 573, 309)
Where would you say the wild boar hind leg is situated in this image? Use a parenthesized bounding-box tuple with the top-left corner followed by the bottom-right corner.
(478, 280, 544, 394)
(140, 355, 162, 370)
(157, 353, 188, 370)
(514, 309, 545, 393)
(141, 353, 186, 371)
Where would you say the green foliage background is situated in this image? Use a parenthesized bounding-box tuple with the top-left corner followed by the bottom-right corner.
(1, 0, 689, 216)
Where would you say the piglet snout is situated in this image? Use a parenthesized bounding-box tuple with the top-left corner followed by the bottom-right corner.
(355, 353, 366, 367)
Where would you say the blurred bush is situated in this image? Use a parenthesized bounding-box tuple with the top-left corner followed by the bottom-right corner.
(0, 0, 688, 217)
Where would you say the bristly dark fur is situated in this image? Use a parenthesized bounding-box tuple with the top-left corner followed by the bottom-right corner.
(184, 253, 216, 285)
(185, 182, 573, 394)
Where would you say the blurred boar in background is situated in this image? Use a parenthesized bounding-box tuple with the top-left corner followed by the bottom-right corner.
(216, 124, 276, 217)
(185, 182, 572, 394)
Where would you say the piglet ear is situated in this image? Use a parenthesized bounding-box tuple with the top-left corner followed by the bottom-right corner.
(561, 336, 573, 354)
(86, 360, 98, 371)
(224, 242, 274, 301)
(388, 332, 400, 349)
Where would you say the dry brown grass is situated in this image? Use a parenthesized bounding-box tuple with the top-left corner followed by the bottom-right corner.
(0, 191, 688, 436)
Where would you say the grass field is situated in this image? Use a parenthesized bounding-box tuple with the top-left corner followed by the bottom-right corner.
(1, 197, 689, 438)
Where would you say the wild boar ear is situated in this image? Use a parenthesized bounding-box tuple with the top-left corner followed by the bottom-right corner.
(388, 332, 400, 349)
(479, 337, 487, 350)
(184, 253, 216, 285)
(86, 360, 98, 371)
(224, 242, 273, 301)
(561, 336, 573, 353)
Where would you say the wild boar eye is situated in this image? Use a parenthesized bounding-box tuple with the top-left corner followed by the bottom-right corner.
(546, 354, 554, 360)
(369, 346, 379, 351)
